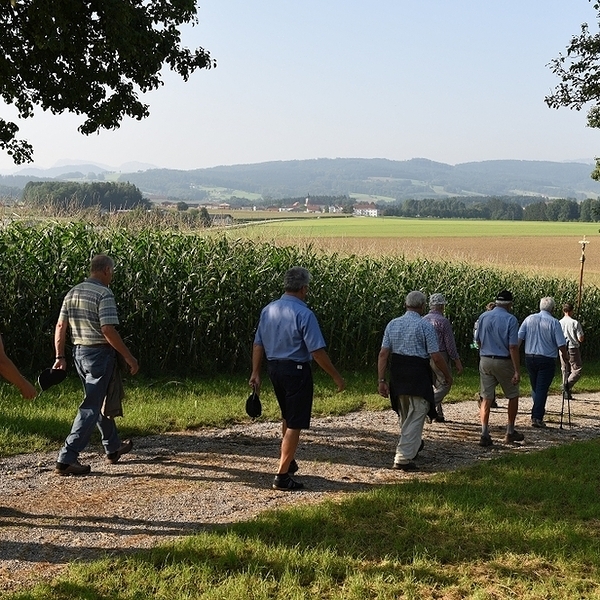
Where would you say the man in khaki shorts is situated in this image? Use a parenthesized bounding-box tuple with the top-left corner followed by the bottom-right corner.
(474, 290, 522, 446)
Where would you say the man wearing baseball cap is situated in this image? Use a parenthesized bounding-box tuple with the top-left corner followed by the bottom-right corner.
(474, 290, 523, 446)
(422, 293, 463, 422)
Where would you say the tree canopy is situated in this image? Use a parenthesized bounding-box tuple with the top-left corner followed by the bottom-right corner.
(545, 1, 600, 178)
(1, 0, 215, 164)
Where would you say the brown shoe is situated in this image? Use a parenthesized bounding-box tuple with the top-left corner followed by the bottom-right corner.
(55, 460, 91, 476)
(106, 439, 133, 464)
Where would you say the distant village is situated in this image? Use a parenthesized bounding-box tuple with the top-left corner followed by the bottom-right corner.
(158, 196, 380, 219)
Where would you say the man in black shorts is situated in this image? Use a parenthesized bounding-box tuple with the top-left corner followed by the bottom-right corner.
(249, 267, 345, 490)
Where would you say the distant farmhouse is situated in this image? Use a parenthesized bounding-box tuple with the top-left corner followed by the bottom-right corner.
(353, 203, 379, 217)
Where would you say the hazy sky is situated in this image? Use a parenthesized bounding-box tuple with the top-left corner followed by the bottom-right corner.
(2, 0, 600, 172)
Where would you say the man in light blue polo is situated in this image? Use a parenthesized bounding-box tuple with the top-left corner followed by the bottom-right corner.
(518, 297, 568, 428)
(249, 266, 345, 491)
(475, 290, 522, 446)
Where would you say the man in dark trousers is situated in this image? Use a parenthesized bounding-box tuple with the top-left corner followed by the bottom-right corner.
(53, 254, 139, 475)
(249, 266, 345, 491)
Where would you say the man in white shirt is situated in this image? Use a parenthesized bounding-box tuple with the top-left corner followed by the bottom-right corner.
(559, 302, 585, 399)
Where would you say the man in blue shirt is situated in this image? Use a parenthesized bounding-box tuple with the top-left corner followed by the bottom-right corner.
(518, 297, 568, 428)
(250, 266, 345, 491)
(475, 290, 522, 446)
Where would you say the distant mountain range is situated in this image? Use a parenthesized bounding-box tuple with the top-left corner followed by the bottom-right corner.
(2, 158, 600, 202)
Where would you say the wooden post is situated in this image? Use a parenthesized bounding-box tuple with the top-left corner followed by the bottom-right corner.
(576, 236, 589, 316)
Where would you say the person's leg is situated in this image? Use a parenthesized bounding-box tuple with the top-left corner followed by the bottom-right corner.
(478, 358, 497, 444)
(532, 358, 555, 421)
(507, 396, 519, 426)
(278, 427, 301, 475)
(268, 361, 311, 489)
(568, 348, 583, 389)
(57, 347, 115, 466)
(394, 395, 428, 465)
(431, 352, 451, 420)
(526, 356, 541, 421)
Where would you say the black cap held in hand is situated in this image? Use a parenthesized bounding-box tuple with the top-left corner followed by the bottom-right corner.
(38, 368, 67, 391)
(245, 390, 262, 418)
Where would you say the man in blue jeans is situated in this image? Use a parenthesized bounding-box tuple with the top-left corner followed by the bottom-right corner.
(518, 297, 568, 428)
(53, 254, 139, 475)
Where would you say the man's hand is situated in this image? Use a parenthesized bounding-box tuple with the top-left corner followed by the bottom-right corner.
(19, 380, 37, 399)
(378, 380, 389, 398)
(126, 356, 139, 375)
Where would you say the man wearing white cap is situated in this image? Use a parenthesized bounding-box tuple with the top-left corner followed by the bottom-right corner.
(422, 293, 463, 422)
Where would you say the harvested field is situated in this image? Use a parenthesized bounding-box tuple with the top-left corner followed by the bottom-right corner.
(279, 236, 600, 285)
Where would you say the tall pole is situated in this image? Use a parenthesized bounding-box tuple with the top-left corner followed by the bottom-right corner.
(576, 236, 589, 316)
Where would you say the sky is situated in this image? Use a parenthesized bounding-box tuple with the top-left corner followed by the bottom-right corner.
(2, 0, 600, 173)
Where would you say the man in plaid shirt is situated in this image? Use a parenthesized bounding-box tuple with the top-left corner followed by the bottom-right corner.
(423, 293, 463, 422)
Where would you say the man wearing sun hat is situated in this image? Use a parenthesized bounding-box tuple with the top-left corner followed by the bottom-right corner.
(423, 292, 463, 422)
(474, 290, 522, 446)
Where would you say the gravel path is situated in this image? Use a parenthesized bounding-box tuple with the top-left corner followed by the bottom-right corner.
(1, 391, 600, 593)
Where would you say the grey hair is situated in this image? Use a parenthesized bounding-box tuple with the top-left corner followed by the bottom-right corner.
(539, 296, 555, 312)
(284, 266, 311, 292)
(405, 290, 427, 309)
(90, 254, 114, 273)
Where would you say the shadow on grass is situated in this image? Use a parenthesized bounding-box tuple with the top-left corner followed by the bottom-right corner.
(9, 440, 600, 600)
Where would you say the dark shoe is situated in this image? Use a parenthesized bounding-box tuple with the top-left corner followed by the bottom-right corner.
(287, 459, 299, 474)
(411, 440, 425, 460)
(504, 430, 525, 443)
(531, 418, 547, 429)
(272, 474, 304, 491)
(479, 434, 493, 447)
(392, 461, 418, 471)
(55, 460, 91, 476)
(490, 399, 499, 408)
(106, 439, 133, 464)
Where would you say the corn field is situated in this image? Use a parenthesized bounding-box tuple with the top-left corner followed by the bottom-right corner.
(0, 221, 597, 375)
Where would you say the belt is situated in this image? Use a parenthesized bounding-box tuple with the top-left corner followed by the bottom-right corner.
(77, 343, 111, 348)
(268, 359, 309, 368)
(482, 355, 511, 360)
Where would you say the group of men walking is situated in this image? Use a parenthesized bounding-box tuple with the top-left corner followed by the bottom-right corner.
(0, 260, 585, 490)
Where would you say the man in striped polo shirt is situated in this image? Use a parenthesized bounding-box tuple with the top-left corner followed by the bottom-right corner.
(53, 254, 139, 475)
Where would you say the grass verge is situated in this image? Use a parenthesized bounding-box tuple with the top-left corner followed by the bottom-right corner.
(2, 362, 600, 458)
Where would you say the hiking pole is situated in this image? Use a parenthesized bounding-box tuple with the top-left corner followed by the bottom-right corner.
(560, 372, 571, 430)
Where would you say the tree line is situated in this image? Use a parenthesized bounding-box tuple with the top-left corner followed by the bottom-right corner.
(22, 181, 150, 211)
(379, 196, 600, 222)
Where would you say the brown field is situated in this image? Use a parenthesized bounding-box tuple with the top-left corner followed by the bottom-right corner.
(276, 235, 600, 286)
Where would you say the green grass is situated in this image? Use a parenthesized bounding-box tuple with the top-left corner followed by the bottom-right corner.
(5, 439, 600, 599)
(3, 366, 600, 599)
(241, 216, 599, 238)
(3, 360, 600, 458)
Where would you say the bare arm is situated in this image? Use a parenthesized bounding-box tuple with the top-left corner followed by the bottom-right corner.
(311, 348, 346, 392)
(431, 351, 453, 386)
(509, 344, 520, 385)
(249, 343, 264, 391)
(101, 325, 139, 375)
(52, 319, 69, 371)
(377, 346, 390, 398)
(0, 335, 37, 399)
(558, 344, 569, 365)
